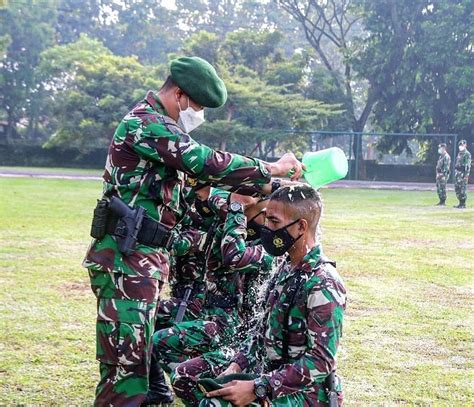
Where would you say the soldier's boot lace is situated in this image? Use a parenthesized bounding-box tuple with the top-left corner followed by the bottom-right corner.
(141, 356, 174, 406)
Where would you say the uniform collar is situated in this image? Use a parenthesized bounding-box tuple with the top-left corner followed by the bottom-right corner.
(298, 245, 322, 274)
(277, 245, 322, 284)
(145, 90, 167, 115)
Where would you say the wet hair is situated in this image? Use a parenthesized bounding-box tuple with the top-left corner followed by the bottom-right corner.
(269, 184, 323, 233)
(160, 75, 177, 91)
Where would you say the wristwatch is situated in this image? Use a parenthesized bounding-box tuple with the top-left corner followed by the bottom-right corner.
(254, 377, 269, 401)
(229, 201, 243, 213)
(271, 179, 281, 193)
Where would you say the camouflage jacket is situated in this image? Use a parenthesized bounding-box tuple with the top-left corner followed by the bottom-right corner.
(170, 190, 227, 285)
(204, 192, 273, 307)
(436, 153, 451, 177)
(231, 245, 347, 400)
(83, 91, 271, 281)
(455, 150, 472, 177)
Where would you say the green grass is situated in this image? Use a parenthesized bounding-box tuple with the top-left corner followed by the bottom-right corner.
(0, 166, 102, 176)
(0, 178, 473, 405)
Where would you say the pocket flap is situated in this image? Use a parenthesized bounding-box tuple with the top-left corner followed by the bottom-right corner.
(97, 298, 148, 325)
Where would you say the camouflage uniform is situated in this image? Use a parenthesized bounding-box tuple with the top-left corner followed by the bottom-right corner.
(435, 152, 451, 203)
(155, 189, 229, 329)
(171, 204, 274, 406)
(153, 192, 273, 378)
(83, 91, 271, 406)
(178, 246, 346, 407)
(454, 148, 471, 205)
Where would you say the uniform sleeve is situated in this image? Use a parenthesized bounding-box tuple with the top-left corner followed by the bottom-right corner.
(263, 281, 345, 400)
(207, 192, 229, 221)
(169, 226, 206, 257)
(463, 152, 471, 176)
(132, 122, 271, 193)
(442, 156, 451, 176)
(231, 326, 263, 371)
(221, 211, 270, 274)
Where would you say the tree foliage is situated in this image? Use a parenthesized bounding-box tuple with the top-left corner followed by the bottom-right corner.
(39, 35, 162, 150)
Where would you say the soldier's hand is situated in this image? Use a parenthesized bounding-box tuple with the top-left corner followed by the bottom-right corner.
(205, 380, 256, 406)
(217, 362, 242, 378)
(231, 193, 259, 209)
(269, 153, 305, 181)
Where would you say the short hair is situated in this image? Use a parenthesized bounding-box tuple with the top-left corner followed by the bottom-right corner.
(438, 143, 447, 148)
(459, 139, 467, 146)
(269, 184, 323, 233)
(160, 75, 177, 91)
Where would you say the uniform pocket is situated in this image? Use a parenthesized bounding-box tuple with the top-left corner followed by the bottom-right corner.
(96, 298, 148, 366)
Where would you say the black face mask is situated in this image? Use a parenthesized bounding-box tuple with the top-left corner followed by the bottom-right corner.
(246, 211, 264, 241)
(260, 219, 302, 256)
(194, 199, 213, 218)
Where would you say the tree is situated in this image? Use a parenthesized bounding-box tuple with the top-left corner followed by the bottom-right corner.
(181, 30, 342, 158)
(39, 35, 163, 150)
(276, 0, 420, 175)
(0, 0, 57, 142)
(361, 0, 474, 161)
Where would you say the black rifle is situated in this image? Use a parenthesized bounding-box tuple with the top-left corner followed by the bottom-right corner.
(174, 218, 221, 322)
(325, 371, 339, 407)
(109, 196, 145, 256)
(175, 286, 192, 323)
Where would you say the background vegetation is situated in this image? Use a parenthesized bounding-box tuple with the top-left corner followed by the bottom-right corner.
(1, 0, 472, 166)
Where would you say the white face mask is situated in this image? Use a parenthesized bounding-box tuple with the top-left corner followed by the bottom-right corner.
(177, 96, 205, 133)
(459, 146, 465, 152)
(438, 148, 443, 154)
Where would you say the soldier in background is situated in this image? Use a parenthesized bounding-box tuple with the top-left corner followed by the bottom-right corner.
(196, 185, 346, 407)
(453, 139, 471, 208)
(435, 143, 451, 206)
(83, 55, 303, 406)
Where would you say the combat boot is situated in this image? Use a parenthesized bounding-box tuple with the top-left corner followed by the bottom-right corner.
(453, 201, 466, 209)
(141, 355, 174, 406)
(436, 200, 446, 206)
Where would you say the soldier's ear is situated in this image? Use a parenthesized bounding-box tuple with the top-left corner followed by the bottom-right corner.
(299, 218, 308, 233)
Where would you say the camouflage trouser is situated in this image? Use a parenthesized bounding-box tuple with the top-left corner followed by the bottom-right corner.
(89, 269, 163, 406)
(436, 175, 448, 201)
(454, 172, 468, 202)
(155, 296, 205, 330)
(153, 306, 239, 375)
(173, 351, 343, 407)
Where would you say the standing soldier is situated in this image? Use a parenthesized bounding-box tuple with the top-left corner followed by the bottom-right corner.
(453, 140, 471, 208)
(82, 56, 303, 406)
(435, 143, 451, 206)
(194, 185, 347, 407)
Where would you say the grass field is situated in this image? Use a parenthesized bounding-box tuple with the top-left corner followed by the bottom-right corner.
(0, 177, 473, 405)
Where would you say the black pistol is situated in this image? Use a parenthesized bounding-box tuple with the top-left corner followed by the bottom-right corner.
(108, 196, 145, 256)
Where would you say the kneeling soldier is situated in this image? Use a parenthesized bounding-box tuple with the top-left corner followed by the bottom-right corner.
(188, 185, 347, 407)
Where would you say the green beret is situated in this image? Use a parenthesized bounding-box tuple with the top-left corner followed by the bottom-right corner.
(170, 56, 227, 108)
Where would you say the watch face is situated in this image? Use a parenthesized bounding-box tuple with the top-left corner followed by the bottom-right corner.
(230, 201, 242, 212)
(255, 384, 267, 398)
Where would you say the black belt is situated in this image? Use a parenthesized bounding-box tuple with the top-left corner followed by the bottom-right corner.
(107, 213, 173, 250)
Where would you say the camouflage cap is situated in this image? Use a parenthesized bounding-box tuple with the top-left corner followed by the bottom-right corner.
(170, 56, 227, 108)
(458, 139, 467, 146)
